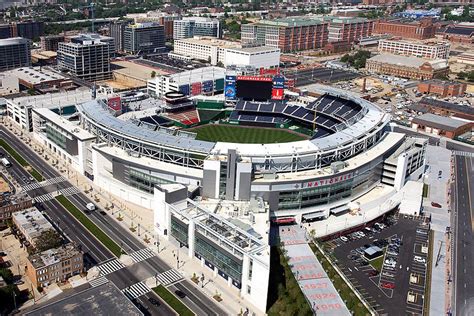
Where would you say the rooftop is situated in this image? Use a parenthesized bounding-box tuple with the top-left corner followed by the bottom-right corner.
(12, 207, 54, 243)
(5, 67, 66, 85)
(28, 243, 82, 269)
(0, 37, 30, 46)
(412, 113, 471, 131)
(175, 36, 239, 48)
(167, 66, 226, 85)
(368, 54, 448, 69)
(226, 46, 280, 54)
(419, 97, 474, 116)
(24, 281, 142, 316)
(6, 87, 99, 109)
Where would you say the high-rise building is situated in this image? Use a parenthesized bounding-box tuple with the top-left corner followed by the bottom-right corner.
(173, 17, 221, 40)
(11, 21, 44, 40)
(373, 18, 436, 40)
(109, 21, 128, 52)
(40, 35, 65, 51)
(0, 24, 11, 39)
(325, 17, 374, 44)
(69, 33, 116, 56)
(0, 37, 31, 71)
(123, 23, 165, 54)
(241, 17, 329, 53)
(57, 34, 111, 82)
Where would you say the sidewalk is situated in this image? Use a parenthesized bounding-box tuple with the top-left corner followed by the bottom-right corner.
(10, 123, 261, 316)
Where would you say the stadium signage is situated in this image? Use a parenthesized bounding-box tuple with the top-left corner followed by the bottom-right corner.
(237, 76, 272, 82)
(302, 173, 353, 188)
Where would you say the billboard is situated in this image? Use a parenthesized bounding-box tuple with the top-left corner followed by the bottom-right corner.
(272, 88, 284, 100)
(191, 82, 202, 96)
(107, 96, 122, 112)
(236, 77, 272, 101)
(224, 75, 237, 100)
(179, 84, 190, 96)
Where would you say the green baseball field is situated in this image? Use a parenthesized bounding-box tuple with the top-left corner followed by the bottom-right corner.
(192, 124, 308, 143)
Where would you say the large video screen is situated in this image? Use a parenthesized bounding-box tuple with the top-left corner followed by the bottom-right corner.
(236, 79, 272, 101)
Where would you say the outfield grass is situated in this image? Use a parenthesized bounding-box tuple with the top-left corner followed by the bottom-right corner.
(153, 285, 195, 316)
(192, 125, 307, 143)
(55, 195, 122, 257)
(0, 139, 44, 181)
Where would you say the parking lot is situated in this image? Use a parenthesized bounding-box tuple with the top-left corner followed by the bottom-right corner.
(326, 215, 430, 315)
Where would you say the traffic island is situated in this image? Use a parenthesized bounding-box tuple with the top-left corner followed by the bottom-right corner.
(152, 285, 195, 316)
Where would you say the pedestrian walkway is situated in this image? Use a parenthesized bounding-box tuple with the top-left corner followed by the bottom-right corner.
(89, 276, 109, 288)
(58, 186, 81, 196)
(122, 281, 151, 299)
(22, 176, 67, 191)
(97, 259, 125, 276)
(129, 248, 156, 264)
(155, 269, 184, 286)
(32, 192, 54, 203)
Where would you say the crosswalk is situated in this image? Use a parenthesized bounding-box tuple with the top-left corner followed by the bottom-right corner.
(33, 192, 55, 203)
(129, 248, 156, 263)
(22, 176, 67, 191)
(122, 282, 151, 300)
(58, 186, 81, 196)
(89, 276, 109, 288)
(97, 259, 125, 276)
(155, 269, 184, 286)
(453, 151, 474, 158)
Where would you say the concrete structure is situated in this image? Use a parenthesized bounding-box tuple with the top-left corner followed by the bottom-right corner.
(378, 39, 450, 60)
(5, 67, 69, 91)
(438, 24, 474, 44)
(124, 23, 165, 54)
(32, 108, 96, 175)
(241, 17, 329, 53)
(127, 11, 180, 40)
(57, 34, 112, 82)
(0, 73, 19, 96)
(457, 52, 474, 65)
(325, 16, 373, 44)
(373, 18, 436, 40)
(173, 17, 221, 40)
(366, 54, 449, 80)
(12, 207, 55, 248)
(417, 80, 467, 97)
(415, 97, 474, 121)
(411, 113, 472, 139)
(11, 21, 44, 40)
(224, 46, 280, 69)
(109, 21, 128, 52)
(40, 35, 64, 52)
(26, 243, 83, 288)
(0, 37, 31, 71)
(68, 33, 116, 56)
(147, 66, 225, 97)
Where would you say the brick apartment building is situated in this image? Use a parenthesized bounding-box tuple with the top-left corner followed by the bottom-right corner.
(242, 16, 372, 53)
(418, 80, 467, 97)
(26, 243, 84, 288)
(438, 24, 474, 44)
(411, 113, 473, 139)
(373, 18, 437, 40)
(366, 54, 449, 80)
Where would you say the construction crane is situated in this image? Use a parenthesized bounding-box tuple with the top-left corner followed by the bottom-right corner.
(80, 2, 96, 33)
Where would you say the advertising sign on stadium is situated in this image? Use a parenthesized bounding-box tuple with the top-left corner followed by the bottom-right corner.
(272, 75, 285, 89)
(272, 88, 284, 100)
(260, 68, 280, 76)
(224, 75, 237, 99)
(237, 76, 272, 82)
(302, 173, 353, 188)
(107, 96, 122, 111)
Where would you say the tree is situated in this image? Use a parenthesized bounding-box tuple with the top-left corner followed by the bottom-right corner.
(216, 61, 224, 67)
(35, 229, 63, 253)
(151, 70, 156, 78)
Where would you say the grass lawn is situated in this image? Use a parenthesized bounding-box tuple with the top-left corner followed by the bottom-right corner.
(369, 255, 384, 272)
(0, 139, 44, 181)
(422, 183, 429, 198)
(192, 125, 307, 143)
(310, 243, 370, 316)
(153, 285, 194, 316)
(55, 195, 122, 257)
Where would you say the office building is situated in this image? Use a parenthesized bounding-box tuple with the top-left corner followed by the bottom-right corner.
(224, 46, 281, 69)
(173, 17, 221, 40)
(57, 35, 112, 82)
(366, 54, 449, 80)
(0, 24, 11, 39)
(241, 17, 329, 53)
(373, 18, 436, 40)
(417, 80, 467, 97)
(173, 36, 239, 65)
(69, 33, 116, 56)
(40, 35, 65, 52)
(26, 243, 84, 288)
(123, 23, 165, 54)
(326, 16, 374, 44)
(0, 37, 31, 71)
(132, 11, 181, 40)
(378, 39, 450, 60)
(438, 24, 474, 44)
(12, 21, 44, 40)
(109, 21, 128, 52)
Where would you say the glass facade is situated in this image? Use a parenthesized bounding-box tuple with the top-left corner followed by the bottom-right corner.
(171, 216, 189, 246)
(195, 232, 243, 281)
(128, 168, 174, 194)
(45, 124, 67, 150)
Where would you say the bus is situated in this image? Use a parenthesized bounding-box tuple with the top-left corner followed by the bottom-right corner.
(1, 158, 11, 168)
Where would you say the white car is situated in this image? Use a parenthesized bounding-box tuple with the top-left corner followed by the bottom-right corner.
(414, 256, 426, 264)
(340, 236, 348, 242)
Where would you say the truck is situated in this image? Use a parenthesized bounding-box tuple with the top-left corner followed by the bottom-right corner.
(1, 158, 11, 167)
(86, 203, 96, 212)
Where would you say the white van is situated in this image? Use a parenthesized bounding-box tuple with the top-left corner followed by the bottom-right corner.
(86, 203, 96, 211)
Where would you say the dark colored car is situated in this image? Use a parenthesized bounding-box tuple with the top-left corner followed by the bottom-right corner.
(368, 270, 379, 277)
(100, 210, 107, 215)
(175, 290, 186, 298)
(431, 202, 442, 208)
(148, 297, 160, 306)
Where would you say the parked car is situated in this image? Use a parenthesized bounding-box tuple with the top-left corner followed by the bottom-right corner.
(369, 270, 379, 277)
(382, 272, 395, 278)
(416, 229, 428, 235)
(340, 236, 348, 242)
(148, 297, 160, 306)
(414, 256, 426, 264)
(175, 290, 186, 298)
(381, 282, 395, 289)
(431, 202, 442, 208)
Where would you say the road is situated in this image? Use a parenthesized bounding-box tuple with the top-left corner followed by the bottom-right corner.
(452, 155, 474, 316)
(0, 126, 226, 315)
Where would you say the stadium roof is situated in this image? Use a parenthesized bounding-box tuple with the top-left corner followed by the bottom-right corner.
(412, 113, 470, 131)
(368, 54, 448, 70)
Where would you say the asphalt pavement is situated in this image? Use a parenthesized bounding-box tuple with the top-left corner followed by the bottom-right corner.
(453, 155, 474, 316)
(0, 126, 226, 316)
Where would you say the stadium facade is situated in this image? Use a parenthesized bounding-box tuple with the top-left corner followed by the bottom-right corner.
(24, 83, 426, 313)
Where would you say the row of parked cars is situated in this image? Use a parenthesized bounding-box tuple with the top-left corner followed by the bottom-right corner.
(339, 220, 391, 243)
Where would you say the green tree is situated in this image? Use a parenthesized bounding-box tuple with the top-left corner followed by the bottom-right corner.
(151, 70, 156, 78)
